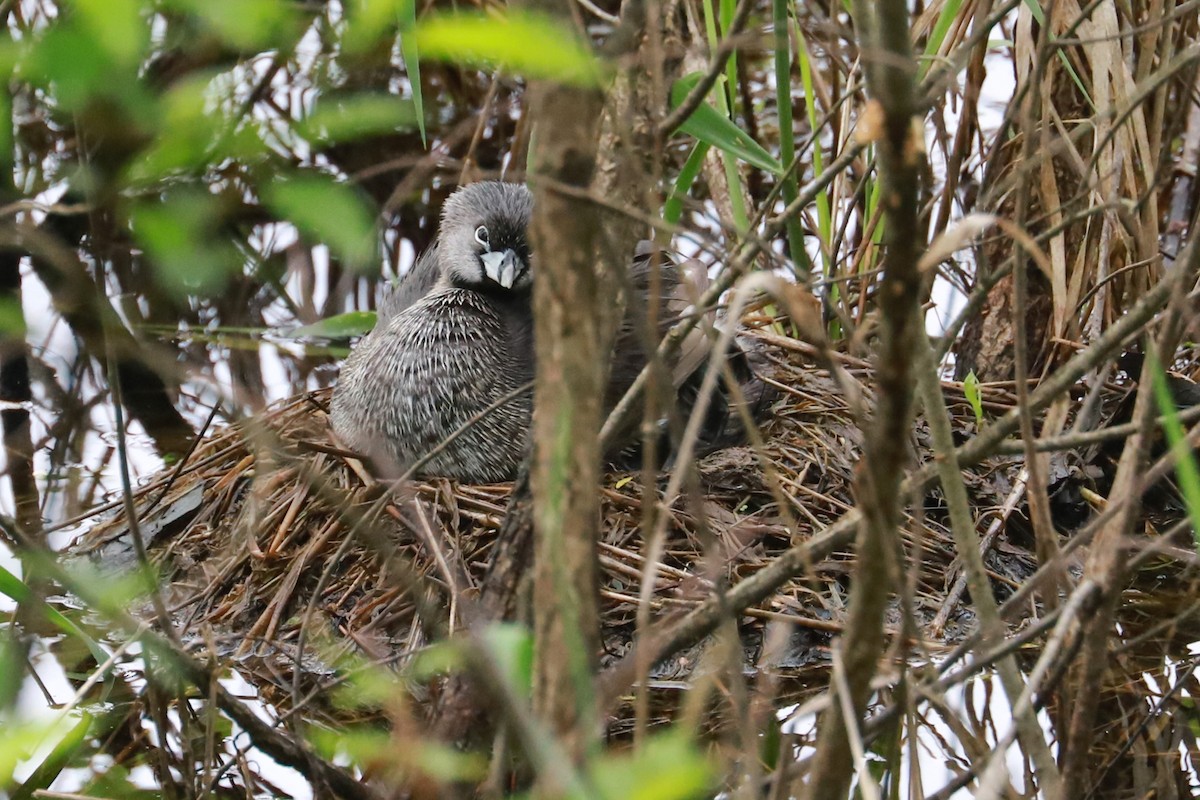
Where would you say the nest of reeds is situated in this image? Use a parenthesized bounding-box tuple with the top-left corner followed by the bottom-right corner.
(68, 327, 1198, 730)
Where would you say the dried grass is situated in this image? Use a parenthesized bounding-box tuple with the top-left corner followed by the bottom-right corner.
(69, 326, 1197, 740)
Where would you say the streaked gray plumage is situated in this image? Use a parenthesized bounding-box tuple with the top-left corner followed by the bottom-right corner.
(331, 181, 743, 482)
(331, 182, 534, 481)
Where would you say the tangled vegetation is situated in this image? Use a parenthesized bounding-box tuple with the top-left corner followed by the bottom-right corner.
(0, 0, 1198, 798)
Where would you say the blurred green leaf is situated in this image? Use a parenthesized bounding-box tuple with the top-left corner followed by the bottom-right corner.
(60, 559, 160, 620)
(331, 663, 402, 710)
(0, 297, 26, 336)
(131, 190, 243, 298)
(963, 370, 983, 425)
(669, 73, 782, 176)
(74, 0, 148, 67)
(795, 19, 831, 279)
(759, 711, 782, 771)
(262, 175, 379, 272)
(127, 73, 227, 182)
(772, 0, 809, 275)
(24, 27, 118, 110)
(310, 726, 390, 764)
(339, 0, 427, 144)
(481, 623, 534, 699)
(82, 762, 160, 798)
(0, 638, 20, 709)
(10, 713, 93, 800)
(408, 639, 465, 681)
(165, 0, 300, 51)
(0, 564, 110, 671)
(343, 0, 411, 54)
(0, 84, 11, 167)
(0, 41, 20, 79)
(413, 742, 487, 782)
(20, 0, 155, 121)
(0, 721, 51, 787)
(286, 311, 378, 340)
(921, 0, 964, 71)
(310, 727, 485, 782)
(297, 95, 418, 145)
(415, 11, 604, 87)
(589, 731, 712, 800)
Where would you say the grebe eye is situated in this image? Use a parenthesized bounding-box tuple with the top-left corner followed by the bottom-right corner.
(474, 226, 489, 247)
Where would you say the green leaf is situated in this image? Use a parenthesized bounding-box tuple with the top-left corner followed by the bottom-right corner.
(669, 73, 783, 175)
(20, 0, 157, 123)
(23, 27, 119, 111)
(131, 190, 243, 298)
(414, 11, 604, 87)
(1148, 353, 1200, 549)
(126, 73, 227, 182)
(0, 41, 21, 81)
(340, 0, 426, 145)
(0, 721, 52, 787)
(481, 623, 534, 699)
(921, 0, 964, 70)
(0, 564, 71, 638)
(73, 0, 148, 67)
(10, 713, 93, 800)
(82, 762, 160, 798)
(408, 639, 465, 681)
(342, 0, 407, 53)
(589, 731, 713, 800)
(330, 665, 401, 710)
(310, 726, 391, 764)
(759, 711, 782, 771)
(963, 370, 984, 425)
(297, 95, 418, 145)
(261, 175, 379, 272)
(310, 727, 485, 782)
(397, 0, 425, 147)
(0, 638, 21, 709)
(286, 311, 378, 340)
(0, 564, 110, 671)
(165, 0, 300, 51)
(0, 296, 26, 336)
(1020, 0, 1046, 25)
(665, 141, 709, 225)
(413, 742, 487, 782)
(795, 19, 830, 279)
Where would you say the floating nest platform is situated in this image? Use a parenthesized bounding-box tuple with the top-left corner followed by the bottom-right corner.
(69, 328, 1197, 729)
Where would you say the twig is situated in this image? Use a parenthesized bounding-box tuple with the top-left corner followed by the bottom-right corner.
(914, 333, 1062, 794)
(801, 0, 925, 791)
(1059, 214, 1200, 795)
(599, 259, 1179, 714)
(994, 402, 1200, 453)
(2, 526, 380, 800)
(973, 581, 1100, 800)
(929, 470, 1028, 636)
(600, 143, 866, 450)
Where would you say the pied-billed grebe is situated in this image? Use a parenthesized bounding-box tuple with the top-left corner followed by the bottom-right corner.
(331, 181, 746, 482)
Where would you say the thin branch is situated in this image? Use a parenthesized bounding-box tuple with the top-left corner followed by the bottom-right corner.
(2, 525, 380, 800)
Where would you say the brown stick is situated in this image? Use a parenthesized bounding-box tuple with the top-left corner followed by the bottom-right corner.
(798, 0, 926, 792)
(518, 0, 612, 773)
(4, 222, 194, 457)
(1059, 233, 1200, 796)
